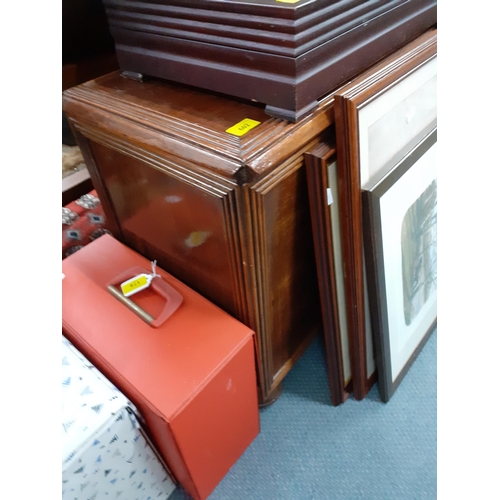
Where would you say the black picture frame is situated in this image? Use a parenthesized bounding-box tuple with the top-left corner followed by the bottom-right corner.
(362, 128, 437, 403)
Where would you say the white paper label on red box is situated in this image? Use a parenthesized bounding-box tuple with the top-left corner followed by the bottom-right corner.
(120, 273, 153, 297)
(119, 260, 161, 297)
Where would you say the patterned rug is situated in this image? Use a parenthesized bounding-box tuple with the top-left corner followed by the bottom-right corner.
(62, 190, 111, 259)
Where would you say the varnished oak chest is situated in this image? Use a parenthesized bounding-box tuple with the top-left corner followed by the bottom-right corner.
(63, 73, 337, 404)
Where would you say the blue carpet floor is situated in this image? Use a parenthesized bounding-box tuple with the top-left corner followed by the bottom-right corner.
(170, 330, 437, 500)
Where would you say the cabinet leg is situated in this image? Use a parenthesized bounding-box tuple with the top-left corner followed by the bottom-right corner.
(259, 382, 283, 408)
(121, 71, 144, 82)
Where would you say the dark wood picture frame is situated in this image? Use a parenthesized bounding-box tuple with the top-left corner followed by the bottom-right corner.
(362, 129, 437, 403)
(305, 142, 352, 406)
(333, 29, 437, 400)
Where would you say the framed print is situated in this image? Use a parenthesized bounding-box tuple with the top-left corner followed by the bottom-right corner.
(333, 29, 437, 400)
(363, 129, 437, 403)
(305, 142, 352, 406)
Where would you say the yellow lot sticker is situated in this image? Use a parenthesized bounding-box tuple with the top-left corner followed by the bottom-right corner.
(225, 118, 261, 137)
(121, 275, 148, 295)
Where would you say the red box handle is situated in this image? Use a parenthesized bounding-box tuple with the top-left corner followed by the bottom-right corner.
(107, 266, 183, 328)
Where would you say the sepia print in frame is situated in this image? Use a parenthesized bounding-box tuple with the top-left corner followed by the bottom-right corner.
(305, 141, 353, 406)
(362, 129, 437, 403)
(333, 28, 437, 400)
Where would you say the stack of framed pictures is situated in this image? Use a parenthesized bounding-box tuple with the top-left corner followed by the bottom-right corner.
(305, 29, 437, 405)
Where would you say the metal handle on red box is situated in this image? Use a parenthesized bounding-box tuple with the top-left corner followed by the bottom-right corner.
(107, 266, 183, 328)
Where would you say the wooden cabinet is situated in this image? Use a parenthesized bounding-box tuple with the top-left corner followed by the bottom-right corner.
(63, 72, 336, 405)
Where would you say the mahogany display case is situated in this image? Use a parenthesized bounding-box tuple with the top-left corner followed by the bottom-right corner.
(102, 0, 436, 121)
(62, 72, 339, 405)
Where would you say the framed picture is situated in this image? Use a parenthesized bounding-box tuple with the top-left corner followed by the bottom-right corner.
(333, 29, 437, 400)
(363, 129, 437, 403)
(305, 142, 352, 406)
